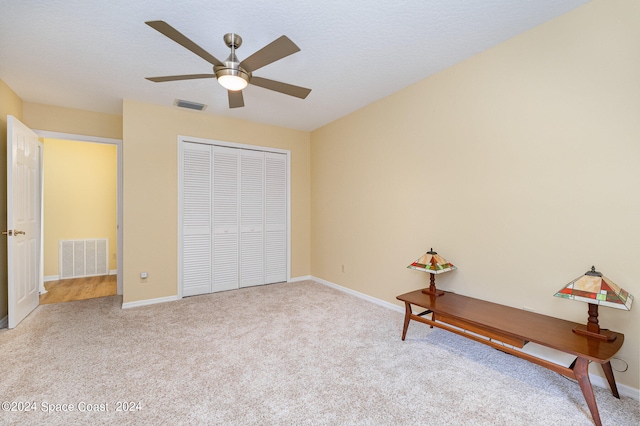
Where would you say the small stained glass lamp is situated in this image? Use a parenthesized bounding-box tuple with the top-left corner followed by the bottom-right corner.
(407, 248, 456, 297)
(554, 266, 633, 341)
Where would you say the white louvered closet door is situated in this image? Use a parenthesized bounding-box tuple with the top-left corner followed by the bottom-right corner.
(182, 143, 213, 297)
(265, 152, 287, 283)
(212, 146, 240, 292)
(239, 150, 265, 288)
(181, 141, 287, 297)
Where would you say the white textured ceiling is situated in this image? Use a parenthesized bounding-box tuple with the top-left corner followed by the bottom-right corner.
(0, 0, 589, 132)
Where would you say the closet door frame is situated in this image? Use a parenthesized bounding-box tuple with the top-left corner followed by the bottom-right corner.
(177, 136, 291, 299)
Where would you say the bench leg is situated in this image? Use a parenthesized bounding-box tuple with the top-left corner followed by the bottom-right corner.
(401, 302, 411, 341)
(574, 357, 602, 426)
(601, 361, 620, 398)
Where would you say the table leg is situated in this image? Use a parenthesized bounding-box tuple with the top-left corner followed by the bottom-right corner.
(402, 302, 411, 341)
(574, 357, 602, 426)
(601, 361, 620, 398)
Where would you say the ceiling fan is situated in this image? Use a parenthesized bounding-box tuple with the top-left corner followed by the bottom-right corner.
(145, 21, 311, 108)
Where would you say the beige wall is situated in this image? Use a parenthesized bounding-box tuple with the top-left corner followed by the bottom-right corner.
(0, 79, 24, 320)
(310, 0, 640, 390)
(43, 139, 117, 277)
(122, 100, 311, 303)
(23, 102, 123, 140)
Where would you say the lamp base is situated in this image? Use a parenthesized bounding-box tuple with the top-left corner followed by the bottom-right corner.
(572, 325, 617, 341)
(422, 274, 445, 297)
(421, 288, 445, 297)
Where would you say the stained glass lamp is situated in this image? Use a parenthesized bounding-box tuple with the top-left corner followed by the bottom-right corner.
(407, 248, 456, 297)
(554, 266, 633, 341)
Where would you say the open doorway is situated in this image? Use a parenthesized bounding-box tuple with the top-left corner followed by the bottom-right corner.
(35, 131, 123, 304)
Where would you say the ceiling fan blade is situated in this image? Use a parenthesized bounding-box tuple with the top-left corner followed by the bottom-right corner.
(250, 76, 311, 99)
(146, 74, 216, 82)
(145, 20, 223, 67)
(228, 90, 245, 108)
(240, 36, 300, 73)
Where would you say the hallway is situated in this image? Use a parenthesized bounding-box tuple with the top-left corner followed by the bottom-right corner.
(40, 275, 117, 304)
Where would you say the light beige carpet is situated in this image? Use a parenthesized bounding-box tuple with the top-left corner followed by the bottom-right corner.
(0, 280, 638, 425)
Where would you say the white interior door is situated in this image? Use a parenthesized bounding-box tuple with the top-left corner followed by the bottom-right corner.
(7, 116, 42, 328)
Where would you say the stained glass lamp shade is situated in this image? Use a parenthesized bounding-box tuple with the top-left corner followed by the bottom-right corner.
(554, 266, 633, 341)
(407, 248, 456, 296)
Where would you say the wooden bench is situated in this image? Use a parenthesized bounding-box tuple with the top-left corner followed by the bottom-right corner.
(397, 289, 624, 426)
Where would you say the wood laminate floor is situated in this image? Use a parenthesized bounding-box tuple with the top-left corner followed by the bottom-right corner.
(40, 275, 117, 305)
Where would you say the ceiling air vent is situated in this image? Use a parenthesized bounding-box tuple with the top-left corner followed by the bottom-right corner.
(174, 99, 207, 111)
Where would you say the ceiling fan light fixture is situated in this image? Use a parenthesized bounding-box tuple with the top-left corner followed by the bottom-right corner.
(218, 74, 249, 91)
(215, 64, 250, 91)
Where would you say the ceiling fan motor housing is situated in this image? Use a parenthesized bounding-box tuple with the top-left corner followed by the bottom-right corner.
(214, 33, 251, 90)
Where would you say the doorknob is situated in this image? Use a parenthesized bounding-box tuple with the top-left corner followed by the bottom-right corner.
(2, 230, 25, 236)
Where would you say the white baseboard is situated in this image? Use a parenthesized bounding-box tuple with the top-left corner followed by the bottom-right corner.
(311, 275, 403, 313)
(45, 271, 117, 281)
(0, 315, 7, 329)
(590, 375, 639, 401)
(123, 277, 310, 309)
(122, 295, 180, 309)
(289, 275, 312, 283)
(122, 277, 315, 309)
(310, 276, 639, 401)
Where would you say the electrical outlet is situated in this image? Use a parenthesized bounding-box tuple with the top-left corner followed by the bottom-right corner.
(341, 264, 345, 273)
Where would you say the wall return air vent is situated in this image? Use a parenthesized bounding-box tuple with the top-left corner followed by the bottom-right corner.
(174, 99, 207, 111)
(59, 239, 109, 279)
